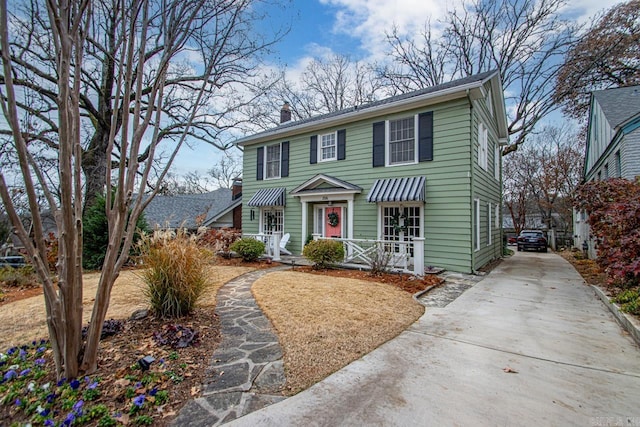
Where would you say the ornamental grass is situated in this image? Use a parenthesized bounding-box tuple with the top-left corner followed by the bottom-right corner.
(137, 228, 213, 318)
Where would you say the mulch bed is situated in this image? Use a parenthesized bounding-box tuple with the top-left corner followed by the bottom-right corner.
(0, 284, 42, 306)
(558, 250, 607, 287)
(291, 265, 443, 294)
(0, 309, 222, 426)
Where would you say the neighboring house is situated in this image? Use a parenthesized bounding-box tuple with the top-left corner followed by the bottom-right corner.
(235, 70, 508, 274)
(143, 183, 242, 230)
(574, 85, 640, 257)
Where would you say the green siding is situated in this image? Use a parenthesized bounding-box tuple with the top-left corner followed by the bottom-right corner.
(243, 95, 505, 273)
(470, 84, 503, 270)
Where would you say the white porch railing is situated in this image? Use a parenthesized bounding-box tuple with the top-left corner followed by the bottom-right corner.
(243, 232, 281, 261)
(323, 236, 425, 276)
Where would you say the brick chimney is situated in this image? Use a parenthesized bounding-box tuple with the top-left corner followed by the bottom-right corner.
(231, 178, 242, 200)
(232, 178, 242, 229)
(280, 101, 291, 124)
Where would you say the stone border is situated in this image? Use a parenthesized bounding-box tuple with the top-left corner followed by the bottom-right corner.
(412, 284, 439, 305)
(592, 285, 640, 347)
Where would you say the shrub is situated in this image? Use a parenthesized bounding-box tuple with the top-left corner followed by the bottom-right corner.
(230, 238, 265, 262)
(613, 289, 640, 315)
(137, 228, 212, 318)
(83, 191, 149, 270)
(369, 243, 393, 275)
(0, 265, 37, 288)
(576, 178, 640, 287)
(303, 239, 344, 269)
(199, 228, 242, 257)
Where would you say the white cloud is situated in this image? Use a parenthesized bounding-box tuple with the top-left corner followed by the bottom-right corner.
(561, 0, 625, 24)
(319, 0, 461, 58)
(318, 0, 626, 59)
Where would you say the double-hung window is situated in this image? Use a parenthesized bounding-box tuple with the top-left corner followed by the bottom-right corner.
(320, 132, 337, 161)
(265, 144, 281, 179)
(388, 117, 416, 165)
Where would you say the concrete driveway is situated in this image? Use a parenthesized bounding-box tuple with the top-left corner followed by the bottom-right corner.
(227, 251, 640, 426)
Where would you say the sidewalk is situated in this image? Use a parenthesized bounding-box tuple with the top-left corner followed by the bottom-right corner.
(226, 251, 640, 426)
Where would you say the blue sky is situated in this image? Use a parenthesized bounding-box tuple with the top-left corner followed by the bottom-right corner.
(171, 0, 623, 179)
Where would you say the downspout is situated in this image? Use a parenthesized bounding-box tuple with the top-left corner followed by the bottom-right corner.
(467, 89, 477, 274)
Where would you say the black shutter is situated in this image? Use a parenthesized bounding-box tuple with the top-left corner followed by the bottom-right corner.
(372, 121, 385, 167)
(310, 135, 317, 164)
(256, 147, 264, 180)
(337, 129, 346, 160)
(281, 141, 289, 177)
(418, 111, 433, 162)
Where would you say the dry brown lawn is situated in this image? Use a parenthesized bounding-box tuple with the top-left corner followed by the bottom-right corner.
(0, 265, 254, 350)
(252, 270, 425, 394)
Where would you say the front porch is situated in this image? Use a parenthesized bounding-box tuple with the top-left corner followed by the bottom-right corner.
(244, 232, 425, 276)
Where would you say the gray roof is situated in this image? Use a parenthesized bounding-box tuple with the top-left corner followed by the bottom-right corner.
(236, 69, 503, 146)
(143, 188, 237, 229)
(592, 85, 640, 129)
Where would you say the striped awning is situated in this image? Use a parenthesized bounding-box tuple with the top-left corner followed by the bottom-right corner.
(247, 187, 286, 207)
(367, 176, 425, 203)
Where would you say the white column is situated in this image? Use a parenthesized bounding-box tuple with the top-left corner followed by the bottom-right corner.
(347, 197, 354, 240)
(413, 237, 425, 276)
(272, 231, 281, 261)
(301, 201, 308, 253)
(347, 197, 354, 258)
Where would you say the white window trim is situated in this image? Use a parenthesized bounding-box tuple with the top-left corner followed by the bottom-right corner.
(495, 203, 500, 230)
(494, 143, 500, 180)
(474, 198, 481, 252)
(264, 142, 281, 180)
(259, 207, 285, 234)
(377, 202, 424, 240)
(478, 123, 488, 171)
(487, 202, 492, 246)
(385, 115, 419, 167)
(318, 131, 338, 162)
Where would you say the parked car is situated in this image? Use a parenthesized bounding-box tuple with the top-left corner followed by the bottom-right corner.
(0, 255, 28, 269)
(517, 230, 547, 252)
(507, 236, 517, 245)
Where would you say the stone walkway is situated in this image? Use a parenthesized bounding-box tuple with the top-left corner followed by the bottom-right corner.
(418, 271, 484, 307)
(172, 264, 483, 426)
(172, 267, 288, 427)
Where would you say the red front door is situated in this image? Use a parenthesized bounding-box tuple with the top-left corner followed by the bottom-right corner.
(325, 207, 342, 238)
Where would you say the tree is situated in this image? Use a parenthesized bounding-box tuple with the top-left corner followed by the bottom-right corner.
(526, 125, 584, 232)
(555, 0, 640, 119)
(83, 191, 149, 270)
(207, 151, 242, 189)
(261, 53, 382, 124)
(0, 0, 278, 379)
(503, 124, 583, 235)
(157, 171, 212, 195)
(379, 0, 579, 154)
(0, 0, 283, 210)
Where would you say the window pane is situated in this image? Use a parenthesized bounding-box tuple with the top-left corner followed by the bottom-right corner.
(262, 208, 284, 234)
(266, 144, 280, 178)
(389, 118, 414, 164)
(321, 133, 336, 160)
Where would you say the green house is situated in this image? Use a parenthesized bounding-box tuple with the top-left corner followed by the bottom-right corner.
(235, 70, 508, 274)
